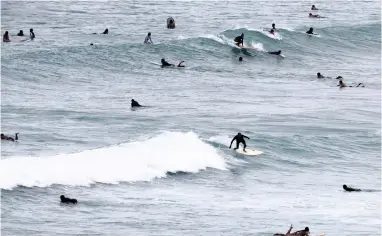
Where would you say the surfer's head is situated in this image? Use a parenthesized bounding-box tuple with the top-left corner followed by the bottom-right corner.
(19, 30, 23, 34)
(1, 134, 4, 138)
(239, 57, 243, 62)
(277, 50, 281, 54)
(304, 227, 309, 232)
(161, 59, 165, 63)
(238, 132, 242, 135)
(90, 43, 94, 46)
(336, 76, 343, 80)
(309, 13, 313, 16)
(30, 28, 33, 32)
(148, 32, 151, 36)
(312, 5, 315, 8)
(317, 72, 321, 77)
(4, 31, 8, 36)
(343, 185, 347, 189)
(103, 29, 108, 34)
(241, 33, 244, 37)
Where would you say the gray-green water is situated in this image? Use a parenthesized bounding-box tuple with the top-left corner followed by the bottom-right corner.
(1, 1, 381, 235)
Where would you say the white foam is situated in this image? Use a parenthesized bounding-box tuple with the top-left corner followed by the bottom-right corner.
(248, 41, 267, 52)
(0, 132, 227, 190)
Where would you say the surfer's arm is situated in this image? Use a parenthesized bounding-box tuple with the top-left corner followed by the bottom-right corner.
(286, 225, 293, 234)
(243, 135, 250, 139)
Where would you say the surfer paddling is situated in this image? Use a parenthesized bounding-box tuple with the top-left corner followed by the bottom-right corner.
(229, 132, 249, 152)
(309, 13, 325, 18)
(274, 225, 310, 236)
(311, 5, 318, 10)
(343, 185, 361, 192)
(161, 58, 185, 68)
(268, 50, 282, 55)
(1, 133, 19, 142)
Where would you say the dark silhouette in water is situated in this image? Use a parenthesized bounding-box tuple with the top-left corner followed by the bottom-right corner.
(1, 133, 18, 141)
(60, 195, 77, 204)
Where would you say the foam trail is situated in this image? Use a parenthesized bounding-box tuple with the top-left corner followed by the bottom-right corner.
(249, 41, 267, 52)
(0, 132, 227, 190)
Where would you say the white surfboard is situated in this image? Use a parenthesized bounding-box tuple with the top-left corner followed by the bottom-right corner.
(235, 148, 263, 156)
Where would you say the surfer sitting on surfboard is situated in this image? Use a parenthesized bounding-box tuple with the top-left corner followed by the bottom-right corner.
(161, 59, 185, 68)
(229, 132, 249, 152)
(234, 33, 244, 47)
(306, 27, 317, 35)
(3, 31, 10, 42)
(29, 28, 35, 40)
(144, 32, 153, 44)
(17, 30, 24, 36)
(131, 99, 142, 107)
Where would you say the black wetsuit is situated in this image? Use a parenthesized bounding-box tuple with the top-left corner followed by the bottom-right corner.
(131, 100, 141, 107)
(1, 133, 18, 142)
(234, 35, 243, 46)
(306, 29, 314, 35)
(269, 51, 281, 55)
(161, 60, 173, 67)
(60, 195, 78, 204)
(343, 185, 361, 192)
(230, 133, 249, 150)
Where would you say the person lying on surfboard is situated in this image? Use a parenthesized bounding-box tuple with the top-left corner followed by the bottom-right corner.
(274, 226, 310, 236)
(268, 50, 282, 55)
(309, 13, 325, 18)
(1, 133, 19, 142)
(161, 59, 185, 68)
(234, 33, 244, 47)
(229, 133, 249, 152)
(311, 5, 318, 10)
(343, 185, 361, 192)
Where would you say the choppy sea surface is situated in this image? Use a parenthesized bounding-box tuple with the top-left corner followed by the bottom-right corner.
(1, 1, 381, 235)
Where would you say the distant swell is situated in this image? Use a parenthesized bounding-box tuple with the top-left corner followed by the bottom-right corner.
(0, 132, 227, 190)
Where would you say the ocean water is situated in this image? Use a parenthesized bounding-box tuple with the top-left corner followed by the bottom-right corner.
(1, 0, 381, 235)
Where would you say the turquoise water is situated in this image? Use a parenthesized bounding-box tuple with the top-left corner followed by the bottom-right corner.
(1, 1, 381, 235)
